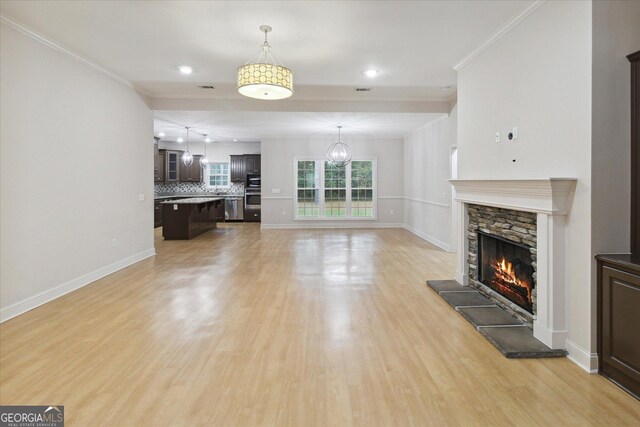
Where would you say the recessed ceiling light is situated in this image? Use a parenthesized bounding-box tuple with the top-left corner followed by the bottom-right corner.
(233, 139, 238, 142)
(205, 137, 211, 143)
(178, 65, 193, 75)
(158, 132, 165, 137)
(363, 69, 379, 78)
(177, 137, 184, 143)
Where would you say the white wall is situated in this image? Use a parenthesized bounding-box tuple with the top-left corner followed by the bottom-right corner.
(158, 141, 260, 163)
(591, 1, 640, 342)
(456, 1, 594, 367)
(261, 137, 404, 228)
(403, 108, 457, 250)
(0, 23, 154, 321)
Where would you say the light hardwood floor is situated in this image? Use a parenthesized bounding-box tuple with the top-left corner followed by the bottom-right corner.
(1, 224, 639, 426)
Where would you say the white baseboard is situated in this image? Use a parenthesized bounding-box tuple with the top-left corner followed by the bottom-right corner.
(261, 223, 404, 230)
(0, 248, 156, 323)
(565, 339, 598, 373)
(402, 224, 451, 252)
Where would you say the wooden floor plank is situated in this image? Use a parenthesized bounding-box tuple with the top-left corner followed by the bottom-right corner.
(1, 224, 639, 426)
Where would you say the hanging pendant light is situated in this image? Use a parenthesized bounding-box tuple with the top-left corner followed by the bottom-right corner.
(200, 134, 210, 169)
(237, 25, 293, 100)
(327, 126, 352, 167)
(182, 127, 193, 166)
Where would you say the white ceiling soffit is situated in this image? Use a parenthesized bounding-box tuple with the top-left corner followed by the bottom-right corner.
(0, 0, 533, 105)
(153, 111, 446, 142)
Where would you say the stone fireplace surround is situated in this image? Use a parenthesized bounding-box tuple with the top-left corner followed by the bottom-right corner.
(450, 179, 577, 350)
(467, 204, 537, 328)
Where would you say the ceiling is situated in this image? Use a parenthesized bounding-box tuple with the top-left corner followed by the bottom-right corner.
(1, 0, 533, 139)
(154, 111, 446, 142)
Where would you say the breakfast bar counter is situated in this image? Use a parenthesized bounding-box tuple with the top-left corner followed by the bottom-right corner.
(161, 197, 224, 240)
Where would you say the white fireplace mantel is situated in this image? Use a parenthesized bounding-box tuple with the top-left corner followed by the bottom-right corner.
(449, 178, 577, 215)
(449, 178, 578, 350)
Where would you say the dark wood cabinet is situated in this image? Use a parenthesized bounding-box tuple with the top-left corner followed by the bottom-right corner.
(230, 155, 245, 182)
(215, 200, 225, 222)
(154, 200, 163, 228)
(164, 150, 181, 182)
(244, 154, 261, 174)
(629, 50, 640, 255)
(244, 210, 261, 222)
(162, 199, 221, 240)
(596, 255, 640, 400)
(154, 149, 165, 182)
(179, 155, 203, 182)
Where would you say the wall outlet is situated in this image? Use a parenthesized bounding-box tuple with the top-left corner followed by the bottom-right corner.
(138, 193, 145, 201)
(495, 132, 501, 143)
(112, 238, 118, 247)
(390, 209, 394, 215)
(281, 210, 287, 216)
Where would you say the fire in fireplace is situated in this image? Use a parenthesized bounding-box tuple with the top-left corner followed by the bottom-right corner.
(478, 232, 535, 313)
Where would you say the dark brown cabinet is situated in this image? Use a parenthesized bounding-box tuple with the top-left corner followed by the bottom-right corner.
(596, 255, 640, 399)
(215, 200, 225, 222)
(164, 150, 181, 182)
(154, 200, 163, 228)
(154, 149, 165, 182)
(179, 155, 203, 182)
(244, 154, 261, 174)
(230, 155, 245, 182)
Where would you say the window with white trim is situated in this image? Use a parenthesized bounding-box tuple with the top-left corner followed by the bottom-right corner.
(209, 162, 229, 187)
(295, 158, 376, 219)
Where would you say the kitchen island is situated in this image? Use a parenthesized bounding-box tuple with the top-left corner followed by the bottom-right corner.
(161, 197, 223, 240)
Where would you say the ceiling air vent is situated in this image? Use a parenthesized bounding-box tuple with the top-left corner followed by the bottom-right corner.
(355, 87, 371, 92)
(198, 85, 215, 89)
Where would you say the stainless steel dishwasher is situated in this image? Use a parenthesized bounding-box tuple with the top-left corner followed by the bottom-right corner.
(224, 196, 244, 221)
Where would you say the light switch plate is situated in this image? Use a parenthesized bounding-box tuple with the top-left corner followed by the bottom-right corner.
(138, 193, 145, 201)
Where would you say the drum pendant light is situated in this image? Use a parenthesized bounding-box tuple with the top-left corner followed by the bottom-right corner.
(237, 25, 293, 100)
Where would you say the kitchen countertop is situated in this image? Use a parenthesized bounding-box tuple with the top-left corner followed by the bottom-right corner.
(155, 193, 243, 200)
(160, 197, 224, 205)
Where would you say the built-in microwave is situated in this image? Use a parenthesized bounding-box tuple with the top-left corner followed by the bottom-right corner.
(247, 174, 261, 189)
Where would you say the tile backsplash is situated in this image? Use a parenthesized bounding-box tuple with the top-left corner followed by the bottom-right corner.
(154, 181, 244, 195)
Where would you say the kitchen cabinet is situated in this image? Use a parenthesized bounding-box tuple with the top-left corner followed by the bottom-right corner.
(215, 200, 225, 222)
(230, 155, 245, 182)
(154, 148, 165, 182)
(179, 155, 203, 182)
(154, 200, 163, 228)
(162, 198, 223, 240)
(244, 154, 261, 174)
(596, 255, 640, 399)
(164, 150, 182, 182)
(244, 210, 261, 222)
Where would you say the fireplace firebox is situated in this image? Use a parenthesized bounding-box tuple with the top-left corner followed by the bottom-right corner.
(478, 232, 535, 313)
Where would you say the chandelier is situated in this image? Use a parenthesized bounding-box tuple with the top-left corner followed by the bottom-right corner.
(326, 126, 352, 167)
(182, 127, 193, 166)
(237, 25, 293, 100)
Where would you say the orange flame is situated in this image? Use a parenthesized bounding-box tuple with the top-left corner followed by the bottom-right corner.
(491, 257, 531, 301)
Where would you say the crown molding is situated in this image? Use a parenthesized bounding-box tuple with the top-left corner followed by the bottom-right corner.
(0, 14, 134, 90)
(452, 0, 547, 71)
